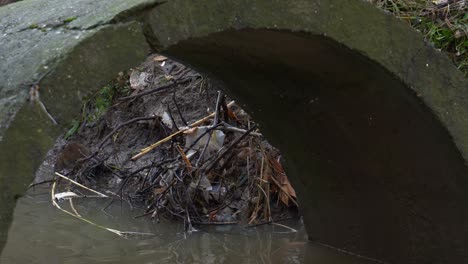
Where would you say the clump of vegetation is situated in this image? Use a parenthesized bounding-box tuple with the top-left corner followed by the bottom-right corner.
(63, 72, 130, 139)
(63, 16, 77, 24)
(28, 23, 39, 29)
(369, 0, 467, 76)
(84, 72, 130, 122)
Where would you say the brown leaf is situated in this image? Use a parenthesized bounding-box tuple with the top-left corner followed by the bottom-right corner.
(154, 55, 168, 62)
(269, 156, 297, 206)
(176, 144, 192, 172)
(227, 108, 240, 121)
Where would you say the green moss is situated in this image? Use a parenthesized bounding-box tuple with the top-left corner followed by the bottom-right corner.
(64, 119, 80, 139)
(85, 84, 114, 122)
(28, 23, 38, 29)
(83, 72, 131, 122)
(63, 16, 77, 23)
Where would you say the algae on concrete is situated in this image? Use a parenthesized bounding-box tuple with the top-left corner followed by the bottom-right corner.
(0, 0, 158, 253)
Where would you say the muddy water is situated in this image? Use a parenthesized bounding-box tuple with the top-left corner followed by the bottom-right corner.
(1, 187, 376, 264)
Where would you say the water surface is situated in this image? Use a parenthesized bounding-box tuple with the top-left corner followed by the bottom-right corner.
(1, 187, 376, 264)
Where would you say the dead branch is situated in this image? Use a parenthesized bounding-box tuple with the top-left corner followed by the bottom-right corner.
(131, 101, 235, 160)
(84, 116, 159, 161)
(205, 124, 258, 173)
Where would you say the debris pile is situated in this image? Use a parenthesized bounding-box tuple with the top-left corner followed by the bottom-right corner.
(51, 54, 298, 231)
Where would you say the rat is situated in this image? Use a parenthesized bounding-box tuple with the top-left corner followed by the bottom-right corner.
(54, 142, 91, 173)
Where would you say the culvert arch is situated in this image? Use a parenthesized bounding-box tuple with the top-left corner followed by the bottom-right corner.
(0, 1, 467, 263)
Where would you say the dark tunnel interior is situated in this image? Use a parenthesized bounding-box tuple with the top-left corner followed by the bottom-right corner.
(162, 29, 468, 263)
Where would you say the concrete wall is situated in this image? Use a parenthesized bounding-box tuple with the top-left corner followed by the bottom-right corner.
(1, 0, 467, 263)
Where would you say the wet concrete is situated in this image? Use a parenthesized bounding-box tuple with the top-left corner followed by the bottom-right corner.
(162, 29, 468, 263)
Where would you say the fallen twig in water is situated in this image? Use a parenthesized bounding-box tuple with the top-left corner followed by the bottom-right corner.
(51, 177, 154, 238)
(55, 172, 108, 198)
(272, 222, 297, 233)
(28, 179, 56, 190)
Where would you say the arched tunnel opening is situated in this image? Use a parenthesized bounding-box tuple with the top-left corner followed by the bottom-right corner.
(156, 29, 468, 263)
(1, 2, 467, 262)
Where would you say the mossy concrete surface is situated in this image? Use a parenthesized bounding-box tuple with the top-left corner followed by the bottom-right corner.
(145, 2, 468, 263)
(0, 0, 155, 254)
(1, 0, 468, 263)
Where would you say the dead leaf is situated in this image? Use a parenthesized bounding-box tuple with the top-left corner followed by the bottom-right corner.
(154, 55, 168, 62)
(227, 108, 240, 121)
(269, 156, 297, 206)
(176, 144, 192, 171)
(183, 127, 198, 134)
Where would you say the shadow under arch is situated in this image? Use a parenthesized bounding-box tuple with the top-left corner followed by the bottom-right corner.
(157, 28, 468, 264)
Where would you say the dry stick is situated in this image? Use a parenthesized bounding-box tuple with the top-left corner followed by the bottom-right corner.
(176, 144, 193, 171)
(219, 123, 262, 137)
(257, 183, 270, 222)
(118, 82, 174, 101)
(37, 100, 58, 125)
(168, 65, 186, 79)
(269, 174, 299, 207)
(69, 198, 82, 217)
(249, 155, 265, 225)
(244, 216, 297, 228)
(193, 221, 238, 225)
(51, 181, 154, 238)
(261, 153, 272, 222)
(184, 123, 223, 153)
(195, 91, 223, 167)
(191, 93, 224, 201)
(220, 95, 230, 123)
(130, 159, 176, 177)
(84, 116, 158, 161)
(55, 172, 108, 197)
(205, 124, 258, 174)
(132, 101, 236, 161)
(271, 222, 297, 233)
(250, 161, 263, 223)
(185, 208, 197, 232)
(166, 104, 179, 131)
(103, 159, 175, 211)
(27, 69, 58, 125)
(97, 116, 158, 151)
(172, 92, 188, 126)
(145, 170, 190, 218)
(28, 179, 55, 190)
(266, 179, 272, 222)
(119, 66, 195, 102)
(139, 164, 155, 191)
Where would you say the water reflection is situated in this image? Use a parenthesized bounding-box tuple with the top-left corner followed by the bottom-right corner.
(1, 187, 375, 264)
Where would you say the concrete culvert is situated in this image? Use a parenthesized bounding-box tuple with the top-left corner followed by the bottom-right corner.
(0, 0, 467, 263)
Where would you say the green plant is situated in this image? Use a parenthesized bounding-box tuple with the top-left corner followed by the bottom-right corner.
(63, 16, 77, 23)
(64, 119, 80, 139)
(369, 0, 467, 77)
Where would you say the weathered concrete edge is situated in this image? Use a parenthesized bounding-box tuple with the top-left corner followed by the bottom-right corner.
(0, 21, 150, 252)
(147, 0, 468, 162)
(0, 0, 163, 143)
